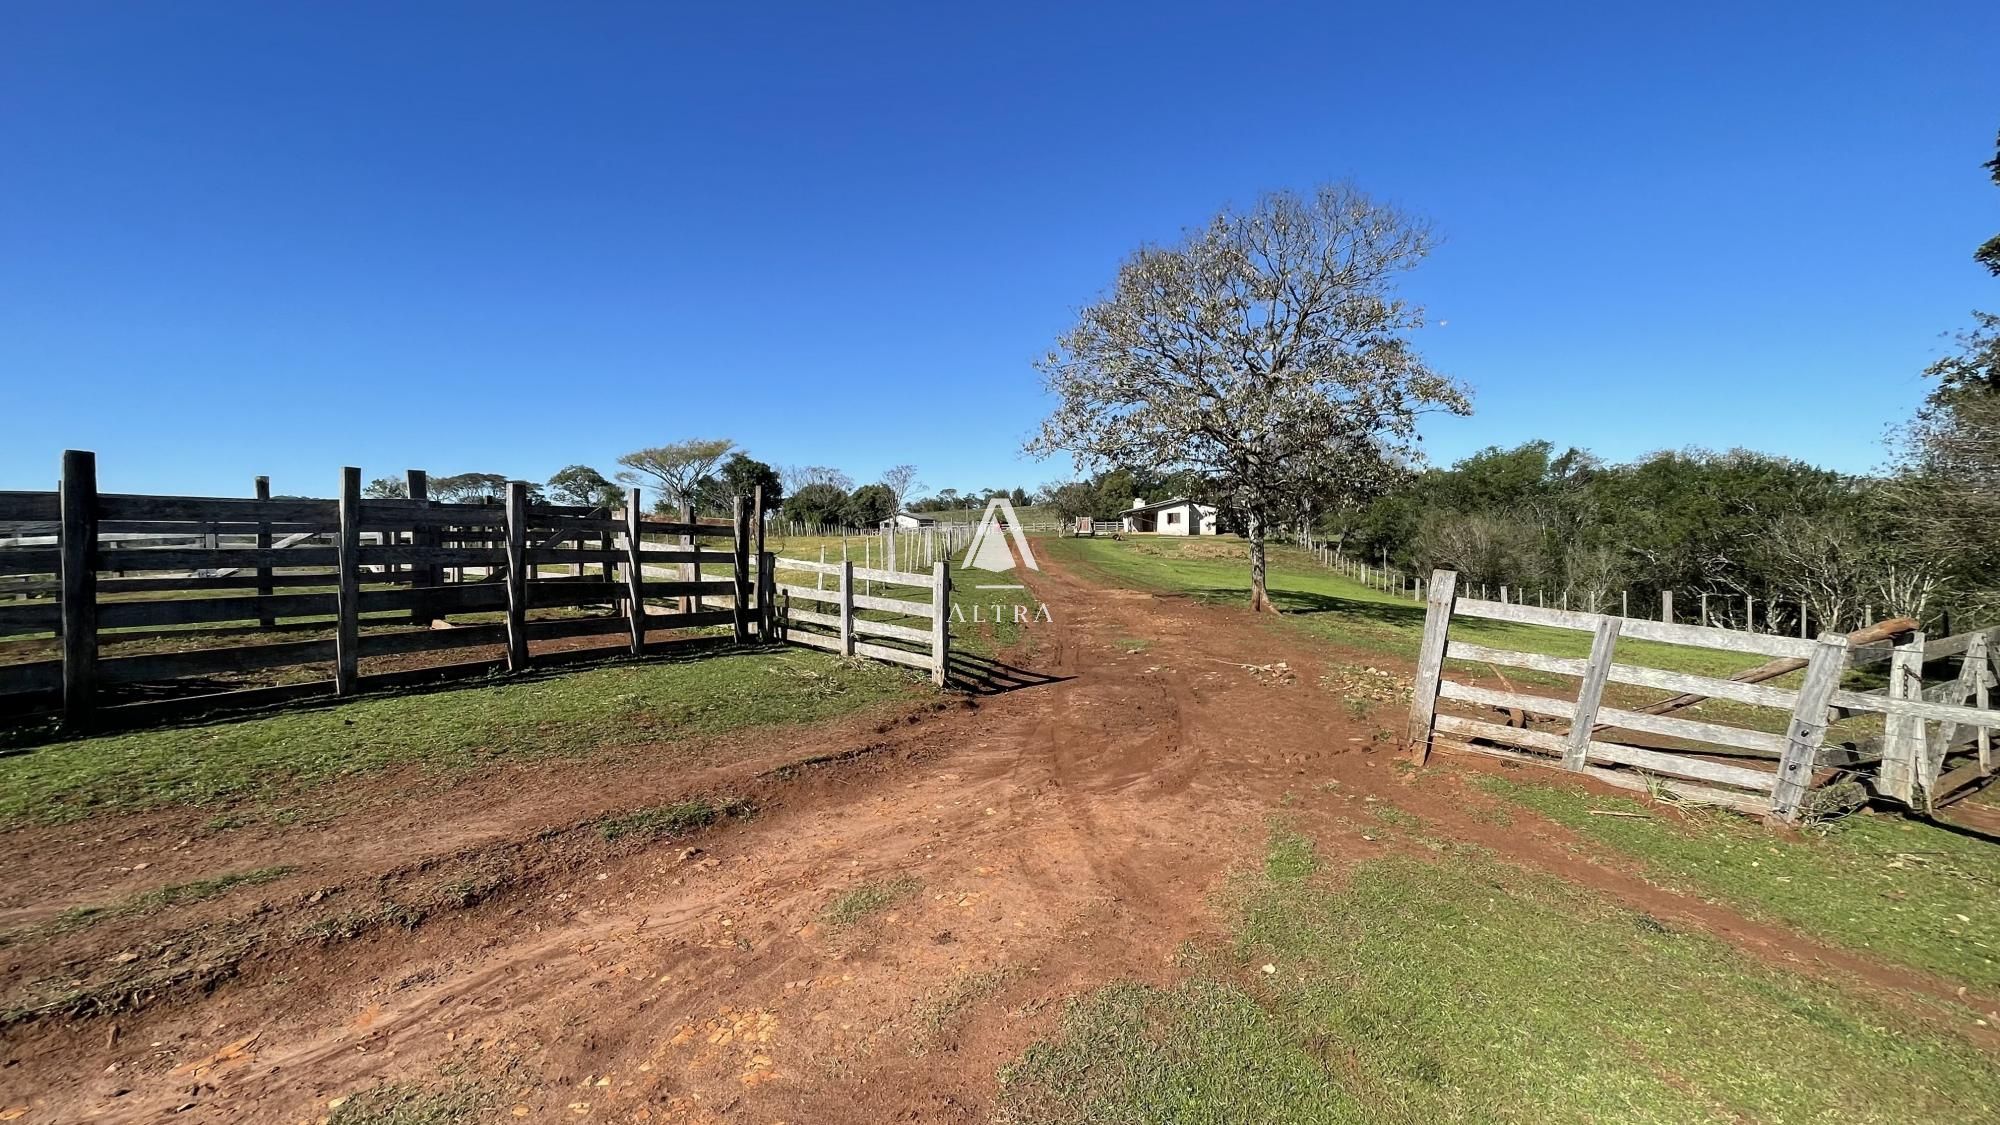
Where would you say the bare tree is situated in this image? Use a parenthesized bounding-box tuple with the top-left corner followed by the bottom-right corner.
(616, 439, 734, 510)
(1030, 184, 1470, 610)
(782, 464, 853, 494)
(880, 464, 921, 514)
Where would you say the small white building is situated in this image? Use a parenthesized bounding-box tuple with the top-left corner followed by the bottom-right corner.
(886, 510, 937, 529)
(1121, 496, 1218, 536)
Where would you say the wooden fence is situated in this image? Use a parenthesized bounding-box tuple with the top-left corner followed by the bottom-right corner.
(771, 557, 950, 686)
(1406, 568, 2000, 820)
(0, 451, 779, 726)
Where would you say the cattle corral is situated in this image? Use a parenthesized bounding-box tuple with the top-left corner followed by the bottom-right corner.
(0, 451, 954, 729)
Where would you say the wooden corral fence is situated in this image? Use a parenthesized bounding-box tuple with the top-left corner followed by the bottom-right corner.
(771, 557, 950, 687)
(1855, 627, 1998, 811)
(1406, 569, 2000, 821)
(0, 451, 780, 727)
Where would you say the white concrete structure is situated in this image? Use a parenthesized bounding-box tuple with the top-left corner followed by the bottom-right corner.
(886, 510, 937, 529)
(1120, 496, 1218, 536)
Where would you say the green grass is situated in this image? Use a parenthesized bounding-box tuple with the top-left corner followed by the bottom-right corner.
(1042, 535, 1886, 737)
(4, 865, 298, 944)
(822, 875, 921, 928)
(595, 796, 747, 841)
(1478, 777, 2000, 989)
(1000, 828, 2000, 1124)
(0, 650, 918, 827)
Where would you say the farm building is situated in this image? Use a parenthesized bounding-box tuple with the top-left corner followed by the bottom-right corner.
(1121, 496, 1218, 535)
(886, 510, 937, 529)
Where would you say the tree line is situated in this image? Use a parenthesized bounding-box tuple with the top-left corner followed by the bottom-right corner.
(362, 443, 1040, 532)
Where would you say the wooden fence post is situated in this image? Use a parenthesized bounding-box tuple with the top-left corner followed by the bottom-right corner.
(406, 469, 432, 624)
(1975, 633, 1994, 777)
(59, 449, 98, 725)
(504, 480, 529, 672)
(1661, 590, 1674, 624)
(1770, 633, 1850, 822)
(752, 485, 769, 639)
(254, 474, 275, 629)
(1406, 569, 1459, 764)
(839, 559, 855, 657)
(931, 559, 950, 687)
(730, 496, 750, 643)
(1563, 617, 1621, 769)
(1878, 632, 1925, 806)
(625, 488, 646, 656)
(680, 501, 696, 614)
(335, 466, 361, 695)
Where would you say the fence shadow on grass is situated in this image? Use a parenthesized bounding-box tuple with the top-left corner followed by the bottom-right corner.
(946, 652, 1069, 696)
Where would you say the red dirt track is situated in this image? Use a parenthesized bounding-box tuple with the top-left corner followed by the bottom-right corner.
(0, 553, 1992, 1122)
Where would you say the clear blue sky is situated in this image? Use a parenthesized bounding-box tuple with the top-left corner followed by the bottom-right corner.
(4, 2, 1996, 497)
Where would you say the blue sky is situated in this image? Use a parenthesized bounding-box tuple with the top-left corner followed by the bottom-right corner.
(3, 2, 1996, 497)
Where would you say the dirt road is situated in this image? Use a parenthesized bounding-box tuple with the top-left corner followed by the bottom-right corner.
(0, 554, 1982, 1122)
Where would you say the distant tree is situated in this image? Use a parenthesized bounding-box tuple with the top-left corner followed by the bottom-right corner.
(617, 439, 734, 511)
(363, 477, 408, 499)
(880, 464, 921, 513)
(430, 472, 509, 502)
(783, 482, 849, 528)
(934, 488, 960, 510)
(1043, 481, 1098, 521)
(719, 453, 784, 509)
(1009, 486, 1030, 506)
(547, 464, 619, 507)
(783, 464, 853, 494)
(844, 483, 896, 527)
(1029, 184, 1469, 610)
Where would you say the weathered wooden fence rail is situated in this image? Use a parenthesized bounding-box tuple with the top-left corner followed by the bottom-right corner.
(770, 556, 950, 686)
(1407, 568, 2000, 820)
(0, 452, 781, 726)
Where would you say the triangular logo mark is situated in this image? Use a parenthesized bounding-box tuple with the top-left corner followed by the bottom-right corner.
(962, 498, 1038, 585)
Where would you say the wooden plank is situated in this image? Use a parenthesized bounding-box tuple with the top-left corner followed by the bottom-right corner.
(526, 581, 624, 609)
(1429, 723, 1774, 813)
(526, 615, 632, 642)
(1828, 689, 2000, 728)
(1604, 661, 1799, 711)
(1592, 705, 1789, 756)
(357, 624, 508, 658)
(60, 449, 98, 724)
(787, 627, 843, 654)
(0, 549, 61, 576)
(0, 659, 62, 696)
(637, 580, 736, 598)
(774, 555, 841, 575)
(0, 491, 60, 522)
(1454, 596, 1818, 658)
(852, 591, 932, 617)
(854, 638, 934, 670)
(357, 584, 508, 615)
(1588, 739, 1779, 791)
(0, 602, 61, 630)
(99, 546, 342, 571)
(356, 546, 505, 568)
(652, 608, 736, 630)
(335, 467, 361, 694)
(1439, 679, 1577, 719)
(1444, 640, 1587, 677)
(405, 469, 434, 624)
(853, 616, 932, 644)
(787, 607, 843, 630)
(1919, 626, 2000, 661)
(505, 482, 529, 671)
(1770, 635, 1850, 821)
(1564, 617, 1620, 768)
(96, 638, 337, 685)
(98, 592, 336, 629)
(96, 494, 336, 524)
(1406, 570, 1459, 763)
(98, 573, 341, 594)
(254, 475, 275, 628)
(777, 582, 838, 605)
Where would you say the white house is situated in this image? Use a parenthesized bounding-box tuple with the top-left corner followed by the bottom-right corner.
(886, 510, 937, 529)
(1121, 497, 1218, 536)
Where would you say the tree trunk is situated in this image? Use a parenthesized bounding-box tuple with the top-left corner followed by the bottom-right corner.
(1248, 513, 1274, 613)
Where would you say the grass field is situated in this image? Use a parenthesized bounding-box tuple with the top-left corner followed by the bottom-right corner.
(1041, 535, 1884, 737)
(1000, 822, 2000, 1124)
(0, 648, 920, 827)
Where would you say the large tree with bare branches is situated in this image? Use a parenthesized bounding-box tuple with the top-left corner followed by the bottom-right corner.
(1027, 184, 1470, 610)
